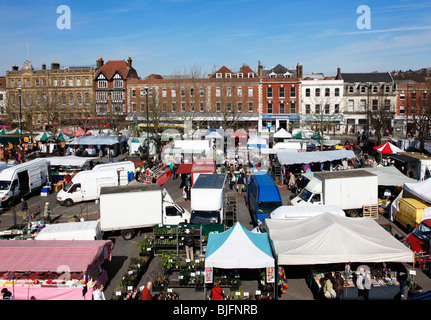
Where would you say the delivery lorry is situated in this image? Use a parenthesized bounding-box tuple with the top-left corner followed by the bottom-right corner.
(190, 173, 227, 225)
(35, 221, 102, 240)
(56, 166, 135, 206)
(99, 183, 190, 240)
(252, 204, 345, 233)
(290, 170, 378, 217)
(0, 159, 50, 207)
(246, 172, 283, 225)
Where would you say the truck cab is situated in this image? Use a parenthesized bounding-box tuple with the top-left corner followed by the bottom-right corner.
(403, 218, 431, 254)
(290, 178, 323, 206)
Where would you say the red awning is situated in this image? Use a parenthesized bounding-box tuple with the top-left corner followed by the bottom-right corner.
(0, 240, 113, 273)
(176, 163, 193, 175)
(230, 129, 248, 139)
(192, 159, 215, 173)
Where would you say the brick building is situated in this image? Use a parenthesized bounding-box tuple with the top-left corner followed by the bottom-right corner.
(127, 64, 260, 132)
(0, 77, 6, 119)
(259, 62, 302, 132)
(395, 80, 431, 136)
(94, 57, 139, 117)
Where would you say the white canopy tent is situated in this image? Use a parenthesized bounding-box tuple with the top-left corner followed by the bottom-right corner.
(205, 222, 275, 269)
(276, 150, 356, 166)
(404, 178, 431, 204)
(266, 213, 414, 266)
(273, 128, 292, 139)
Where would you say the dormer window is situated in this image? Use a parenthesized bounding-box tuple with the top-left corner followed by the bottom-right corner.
(225, 73, 232, 78)
(113, 74, 123, 88)
(284, 72, 291, 78)
(237, 73, 243, 78)
(98, 74, 107, 88)
(216, 73, 222, 79)
(248, 73, 254, 78)
(269, 72, 277, 78)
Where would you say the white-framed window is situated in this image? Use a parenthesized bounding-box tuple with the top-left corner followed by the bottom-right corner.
(180, 88, 185, 97)
(334, 104, 340, 114)
(76, 78, 81, 86)
(216, 87, 221, 97)
(248, 87, 253, 97)
(267, 87, 273, 98)
(68, 78, 73, 86)
(305, 88, 310, 97)
(305, 104, 311, 114)
(315, 88, 320, 97)
(171, 89, 176, 97)
(61, 79, 66, 86)
(216, 102, 221, 112)
(225, 73, 232, 78)
(237, 87, 242, 97)
(200, 102, 204, 112)
(226, 102, 232, 112)
(216, 73, 222, 79)
(267, 103, 273, 113)
(372, 99, 378, 110)
(349, 86, 354, 93)
(290, 102, 296, 114)
(98, 79, 107, 88)
(360, 100, 366, 111)
(335, 88, 340, 96)
(190, 88, 195, 97)
(85, 92, 90, 105)
(181, 102, 185, 112)
(248, 102, 253, 112)
(324, 104, 330, 114)
(132, 103, 137, 112)
(279, 87, 285, 98)
(171, 102, 176, 112)
(85, 78, 90, 86)
(227, 87, 232, 97)
(237, 102, 242, 112)
(373, 86, 378, 93)
(35, 79, 39, 87)
(325, 88, 330, 97)
(237, 73, 243, 78)
(361, 86, 366, 93)
(248, 73, 254, 78)
(162, 88, 167, 98)
(190, 102, 195, 112)
(77, 93, 82, 105)
(348, 100, 354, 111)
(69, 93, 74, 105)
(400, 92, 405, 100)
(199, 87, 204, 97)
(279, 103, 285, 114)
(113, 74, 123, 88)
(315, 104, 320, 114)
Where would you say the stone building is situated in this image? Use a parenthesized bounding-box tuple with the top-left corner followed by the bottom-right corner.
(5, 60, 95, 131)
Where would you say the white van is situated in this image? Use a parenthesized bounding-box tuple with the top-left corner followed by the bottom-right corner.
(35, 221, 102, 240)
(57, 167, 134, 206)
(0, 159, 49, 207)
(92, 160, 135, 173)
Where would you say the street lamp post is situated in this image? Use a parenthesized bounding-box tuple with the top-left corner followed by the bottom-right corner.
(144, 87, 149, 148)
(17, 87, 23, 150)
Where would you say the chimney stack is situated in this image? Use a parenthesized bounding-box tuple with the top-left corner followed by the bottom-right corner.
(96, 57, 104, 69)
(258, 61, 263, 78)
(296, 62, 303, 79)
(51, 62, 60, 70)
(127, 57, 132, 69)
(335, 66, 342, 80)
(12, 65, 19, 71)
(42, 63, 46, 70)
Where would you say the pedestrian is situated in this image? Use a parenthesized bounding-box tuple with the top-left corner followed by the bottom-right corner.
(334, 272, 345, 300)
(1, 288, 13, 300)
(141, 282, 153, 300)
(322, 272, 336, 300)
(209, 282, 225, 300)
(236, 169, 245, 193)
(92, 284, 106, 300)
(397, 271, 408, 299)
(43, 202, 51, 223)
(184, 229, 194, 261)
(356, 267, 371, 300)
(288, 172, 296, 190)
(184, 181, 191, 201)
(21, 198, 29, 222)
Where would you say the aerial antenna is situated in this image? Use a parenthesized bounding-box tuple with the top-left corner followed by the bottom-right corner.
(27, 41, 29, 60)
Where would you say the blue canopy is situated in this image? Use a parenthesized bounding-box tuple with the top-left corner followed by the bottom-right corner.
(205, 222, 274, 269)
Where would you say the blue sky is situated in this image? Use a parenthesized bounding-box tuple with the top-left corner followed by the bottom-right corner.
(1, 0, 430, 78)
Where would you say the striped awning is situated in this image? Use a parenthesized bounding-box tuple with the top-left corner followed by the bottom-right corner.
(0, 240, 113, 273)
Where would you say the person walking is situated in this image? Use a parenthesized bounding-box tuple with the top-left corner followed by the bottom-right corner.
(356, 267, 371, 300)
(21, 198, 29, 222)
(43, 202, 51, 223)
(141, 282, 153, 300)
(184, 229, 194, 261)
(322, 272, 336, 300)
(209, 282, 225, 300)
(334, 272, 345, 300)
(236, 169, 245, 194)
(92, 284, 106, 300)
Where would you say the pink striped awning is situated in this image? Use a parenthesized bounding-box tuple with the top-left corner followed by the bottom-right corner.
(0, 240, 113, 273)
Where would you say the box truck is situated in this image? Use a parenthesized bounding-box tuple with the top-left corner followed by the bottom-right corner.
(246, 172, 283, 225)
(56, 166, 134, 206)
(190, 173, 227, 225)
(0, 159, 50, 207)
(99, 184, 190, 240)
(35, 221, 102, 240)
(290, 170, 378, 217)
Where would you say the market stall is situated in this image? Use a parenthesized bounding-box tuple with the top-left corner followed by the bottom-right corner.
(0, 240, 113, 300)
(204, 222, 276, 300)
(265, 213, 415, 300)
(191, 159, 215, 185)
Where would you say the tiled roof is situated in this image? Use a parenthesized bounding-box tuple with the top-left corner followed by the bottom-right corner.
(238, 65, 258, 77)
(209, 66, 233, 78)
(341, 72, 393, 83)
(94, 60, 139, 81)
